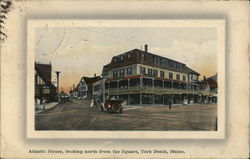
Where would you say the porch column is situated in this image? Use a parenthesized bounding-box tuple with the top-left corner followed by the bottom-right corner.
(139, 77, 142, 105)
(163, 94, 165, 105)
(128, 79, 130, 89)
(102, 80, 105, 102)
(128, 94, 130, 105)
(162, 80, 164, 90)
(140, 93, 142, 105)
(152, 79, 155, 104)
(140, 76, 143, 87)
(108, 82, 110, 98)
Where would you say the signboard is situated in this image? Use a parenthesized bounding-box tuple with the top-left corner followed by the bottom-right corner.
(43, 88, 50, 94)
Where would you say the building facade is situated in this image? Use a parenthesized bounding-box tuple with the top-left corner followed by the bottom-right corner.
(94, 45, 207, 105)
(78, 77, 88, 99)
(35, 62, 57, 102)
(200, 74, 218, 103)
(75, 75, 101, 99)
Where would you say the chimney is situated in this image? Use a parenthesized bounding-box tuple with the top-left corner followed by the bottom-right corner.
(94, 73, 96, 77)
(144, 44, 148, 53)
(203, 76, 206, 81)
(73, 84, 75, 89)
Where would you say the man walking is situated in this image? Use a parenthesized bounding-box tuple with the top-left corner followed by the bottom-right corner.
(169, 99, 172, 110)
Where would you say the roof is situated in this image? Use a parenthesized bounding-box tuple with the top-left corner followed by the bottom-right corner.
(83, 76, 102, 84)
(200, 74, 218, 89)
(35, 62, 55, 87)
(185, 67, 200, 75)
(207, 74, 217, 81)
(107, 48, 200, 75)
(101, 63, 111, 76)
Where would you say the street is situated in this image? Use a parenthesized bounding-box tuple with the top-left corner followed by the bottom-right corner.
(35, 99, 217, 131)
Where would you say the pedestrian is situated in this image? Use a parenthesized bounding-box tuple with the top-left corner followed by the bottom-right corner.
(90, 98, 94, 108)
(36, 98, 40, 110)
(169, 100, 172, 110)
(69, 96, 73, 103)
(41, 97, 46, 110)
(39, 97, 43, 110)
(93, 98, 98, 108)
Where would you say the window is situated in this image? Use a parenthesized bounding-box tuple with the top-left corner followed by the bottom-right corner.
(126, 67, 133, 75)
(153, 70, 158, 77)
(128, 54, 131, 59)
(181, 64, 185, 70)
(120, 56, 124, 61)
(183, 75, 186, 81)
(148, 68, 152, 75)
(113, 70, 118, 78)
(169, 72, 173, 79)
(193, 75, 198, 80)
(154, 56, 160, 64)
(160, 71, 165, 78)
(140, 66, 146, 75)
(176, 63, 180, 69)
(114, 57, 117, 63)
(141, 53, 145, 61)
(120, 69, 125, 76)
(164, 59, 168, 65)
(104, 66, 108, 71)
(169, 61, 173, 67)
(160, 58, 164, 65)
(176, 74, 180, 81)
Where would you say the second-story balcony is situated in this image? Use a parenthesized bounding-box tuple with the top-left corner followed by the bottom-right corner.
(104, 77, 202, 95)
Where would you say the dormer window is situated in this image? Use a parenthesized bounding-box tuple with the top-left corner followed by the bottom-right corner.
(128, 54, 131, 59)
(169, 61, 173, 67)
(176, 63, 180, 69)
(154, 56, 160, 64)
(164, 59, 168, 66)
(114, 58, 117, 63)
(141, 53, 145, 61)
(160, 58, 164, 64)
(121, 56, 124, 61)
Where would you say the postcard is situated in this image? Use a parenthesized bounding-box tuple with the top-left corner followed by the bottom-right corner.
(1, 0, 249, 158)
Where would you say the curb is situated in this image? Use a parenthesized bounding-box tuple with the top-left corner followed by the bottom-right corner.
(35, 103, 59, 114)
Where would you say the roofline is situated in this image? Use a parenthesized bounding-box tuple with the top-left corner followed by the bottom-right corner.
(113, 48, 186, 66)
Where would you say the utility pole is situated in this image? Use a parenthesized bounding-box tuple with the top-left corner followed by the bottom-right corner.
(102, 78, 106, 102)
(55, 71, 61, 101)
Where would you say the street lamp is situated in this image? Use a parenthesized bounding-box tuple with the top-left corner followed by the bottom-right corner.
(55, 71, 61, 101)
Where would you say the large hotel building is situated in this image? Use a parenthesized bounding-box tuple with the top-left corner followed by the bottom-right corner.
(93, 45, 208, 105)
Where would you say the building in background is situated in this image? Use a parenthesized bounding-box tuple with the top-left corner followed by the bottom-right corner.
(70, 84, 79, 98)
(35, 62, 57, 102)
(95, 45, 205, 105)
(200, 74, 218, 103)
(75, 75, 101, 99)
(93, 78, 105, 102)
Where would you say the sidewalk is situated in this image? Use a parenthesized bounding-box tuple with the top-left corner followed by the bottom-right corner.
(35, 102, 59, 114)
(122, 103, 213, 108)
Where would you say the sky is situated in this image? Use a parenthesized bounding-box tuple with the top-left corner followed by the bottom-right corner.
(35, 26, 217, 93)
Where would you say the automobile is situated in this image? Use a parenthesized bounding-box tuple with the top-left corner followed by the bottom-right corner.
(61, 95, 70, 103)
(82, 95, 87, 100)
(100, 98, 123, 114)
